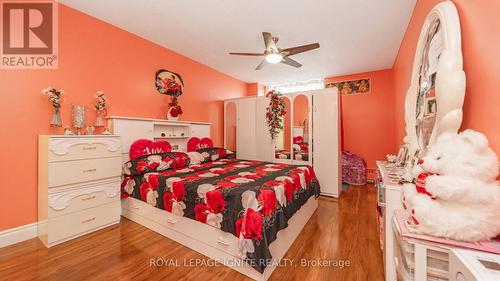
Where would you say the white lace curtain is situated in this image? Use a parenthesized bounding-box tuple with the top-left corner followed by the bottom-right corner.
(266, 79, 324, 94)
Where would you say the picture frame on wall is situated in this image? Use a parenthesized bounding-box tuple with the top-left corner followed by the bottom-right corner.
(325, 78, 370, 95)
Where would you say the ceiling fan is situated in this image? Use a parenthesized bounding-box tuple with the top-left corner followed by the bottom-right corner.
(229, 32, 320, 70)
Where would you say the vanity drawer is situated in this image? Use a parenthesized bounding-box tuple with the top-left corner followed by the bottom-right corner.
(46, 200, 120, 246)
(48, 157, 122, 187)
(48, 137, 121, 162)
(48, 178, 120, 218)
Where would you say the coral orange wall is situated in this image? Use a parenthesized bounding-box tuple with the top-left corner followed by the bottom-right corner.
(325, 69, 396, 169)
(246, 83, 266, 96)
(0, 4, 247, 231)
(393, 0, 500, 156)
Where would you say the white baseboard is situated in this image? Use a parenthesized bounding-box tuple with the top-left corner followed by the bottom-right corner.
(0, 222, 38, 248)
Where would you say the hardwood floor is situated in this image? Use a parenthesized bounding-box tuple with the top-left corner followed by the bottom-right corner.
(0, 185, 384, 281)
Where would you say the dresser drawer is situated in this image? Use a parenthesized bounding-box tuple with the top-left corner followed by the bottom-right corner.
(48, 178, 120, 218)
(48, 157, 122, 187)
(48, 137, 121, 162)
(46, 200, 120, 246)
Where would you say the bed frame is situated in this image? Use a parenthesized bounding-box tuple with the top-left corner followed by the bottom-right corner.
(108, 116, 319, 281)
(122, 196, 317, 281)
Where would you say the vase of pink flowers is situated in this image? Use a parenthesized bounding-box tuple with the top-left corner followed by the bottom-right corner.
(42, 87, 64, 127)
(94, 91, 108, 127)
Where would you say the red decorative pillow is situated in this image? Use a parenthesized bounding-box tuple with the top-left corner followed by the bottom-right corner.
(130, 139, 172, 160)
(187, 137, 214, 152)
(293, 136, 304, 144)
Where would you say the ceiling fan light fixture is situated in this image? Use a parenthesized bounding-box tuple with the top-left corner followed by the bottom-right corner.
(265, 53, 283, 64)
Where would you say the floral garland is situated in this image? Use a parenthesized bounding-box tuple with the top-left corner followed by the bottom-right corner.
(265, 90, 287, 139)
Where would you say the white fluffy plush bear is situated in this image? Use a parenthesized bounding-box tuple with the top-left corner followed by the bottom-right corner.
(402, 130, 500, 242)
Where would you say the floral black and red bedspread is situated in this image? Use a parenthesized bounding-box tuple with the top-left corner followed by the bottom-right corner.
(121, 155, 320, 273)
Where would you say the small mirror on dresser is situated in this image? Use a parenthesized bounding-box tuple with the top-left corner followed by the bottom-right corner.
(403, 1, 466, 163)
(292, 94, 310, 163)
(274, 96, 291, 161)
(224, 102, 237, 151)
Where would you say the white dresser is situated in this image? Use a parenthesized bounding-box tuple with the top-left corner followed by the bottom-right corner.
(376, 160, 405, 281)
(38, 135, 122, 247)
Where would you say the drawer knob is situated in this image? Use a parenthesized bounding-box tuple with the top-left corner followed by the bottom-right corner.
(82, 217, 96, 224)
(82, 146, 97, 150)
(167, 217, 177, 224)
(81, 195, 96, 201)
(82, 168, 97, 173)
(217, 238, 230, 246)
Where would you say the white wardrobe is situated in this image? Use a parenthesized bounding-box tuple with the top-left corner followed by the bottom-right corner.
(224, 87, 341, 197)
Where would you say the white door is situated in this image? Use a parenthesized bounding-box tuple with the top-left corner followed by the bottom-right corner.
(236, 98, 256, 160)
(313, 88, 340, 197)
(255, 97, 274, 162)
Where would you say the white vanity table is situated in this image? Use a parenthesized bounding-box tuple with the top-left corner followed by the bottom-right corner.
(376, 161, 405, 281)
(378, 2, 468, 280)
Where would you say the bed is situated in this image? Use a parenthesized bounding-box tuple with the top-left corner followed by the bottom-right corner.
(293, 137, 309, 161)
(120, 137, 320, 281)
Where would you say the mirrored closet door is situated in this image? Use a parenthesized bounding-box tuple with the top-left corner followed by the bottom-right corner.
(291, 93, 312, 165)
(273, 96, 291, 162)
(272, 92, 312, 165)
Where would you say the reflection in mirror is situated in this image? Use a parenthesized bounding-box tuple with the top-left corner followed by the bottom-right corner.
(293, 95, 309, 161)
(416, 18, 441, 151)
(274, 97, 291, 160)
(225, 102, 237, 151)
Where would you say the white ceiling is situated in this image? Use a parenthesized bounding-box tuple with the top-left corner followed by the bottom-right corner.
(60, 0, 416, 85)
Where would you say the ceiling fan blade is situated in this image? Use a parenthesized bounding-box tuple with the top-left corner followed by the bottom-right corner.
(263, 32, 278, 52)
(282, 43, 320, 56)
(229, 52, 264, 56)
(281, 56, 302, 68)
(255, 59, 267, 70)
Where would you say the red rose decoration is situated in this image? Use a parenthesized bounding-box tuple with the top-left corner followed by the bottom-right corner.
(283, 179, 294, 201)
(147, 174, 159, 189)
(148, 161, 159, 170)
(235, 208, 263, 240)
(139, 182, 152, 201)
(183, 175, 200, 182)
(173, 153, 188, 168)
(163, 192, 173, 212)
(172, 181, 186, 201)
(194, 203, 208, 223)
(258, 189, 277, 217)
(136, 161, 148, 173)
(216, 181, 237, 189)
(224, 175, 240, 181)
(160, 170, 176, 177)
(289, 174, 301, 190)
(216, 149, 227, 159)
(205, 189, 225, 214)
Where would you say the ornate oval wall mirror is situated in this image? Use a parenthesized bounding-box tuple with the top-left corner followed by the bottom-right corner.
(155, 69, 184, 96)
(404, 1, 465, 159)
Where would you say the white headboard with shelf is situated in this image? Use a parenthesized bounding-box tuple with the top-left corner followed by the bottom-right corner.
(107, 116, 211, 162)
